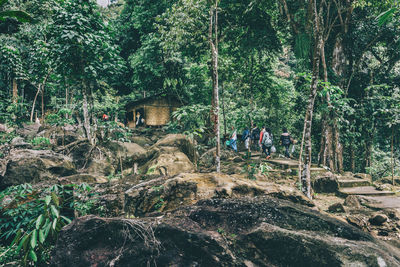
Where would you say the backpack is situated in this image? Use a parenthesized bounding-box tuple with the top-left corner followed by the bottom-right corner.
(242, 129, 250, 141)
(252, 128, 260, 140)
(263, 132, 273, 147)
(281, 135, 291, 145)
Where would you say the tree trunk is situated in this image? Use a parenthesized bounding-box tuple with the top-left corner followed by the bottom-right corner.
(12, 79, 18, 103)
(221, 82, 227, 137)
(209, 1, 220, 173)
(30, 85, 41, 122)
(41, 87, 45, 120)
(301, 0, 323, 199)
(392, 127, 394, 185)
(82, 80, 94, 145)
(350, 143, 355, 173)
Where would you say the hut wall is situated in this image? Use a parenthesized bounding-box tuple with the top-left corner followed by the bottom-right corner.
(145, 106, 170, 126)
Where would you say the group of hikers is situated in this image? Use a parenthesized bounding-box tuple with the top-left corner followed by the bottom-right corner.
(227, 124, 295, 159)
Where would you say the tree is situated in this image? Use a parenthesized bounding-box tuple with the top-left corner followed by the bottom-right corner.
(50, 0, 124, 145)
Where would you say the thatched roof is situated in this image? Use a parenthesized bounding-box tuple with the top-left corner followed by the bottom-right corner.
(125, 93, 182, 110)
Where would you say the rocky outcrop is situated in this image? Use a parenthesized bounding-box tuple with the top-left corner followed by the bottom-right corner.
(37, 124, 82, 146)
(138, 135, 197, 177)
(50, 197, 400, 267)
(312, 174, 339, 193)
(123, 172, 313, 217)
(0, 149, 76, 188)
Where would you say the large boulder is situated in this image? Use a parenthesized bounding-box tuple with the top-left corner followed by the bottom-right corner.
(16, 123, 41, 139)
(140, 146, 194, 176)
(37, 124, 82, 146)
(0, 149, 76, 187)
(312, 174, 339, 193)
(124, 173, 313, 217)
(50, 197, 400, 267)
(152, 134, 196, 162)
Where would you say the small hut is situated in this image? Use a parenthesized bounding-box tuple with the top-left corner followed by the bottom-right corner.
(125, 93, 182, 128)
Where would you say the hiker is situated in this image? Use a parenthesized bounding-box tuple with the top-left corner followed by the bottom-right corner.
(262, 128, 273, 159)
(136, 112, 145, 127)
(259, 126, 266, 149)
(251, 125, 260, 151)
(242, 127, 251, 152)
(230, 126, 238, 152)
(102, 113, 109, 121)
(280, 128, 292, 158)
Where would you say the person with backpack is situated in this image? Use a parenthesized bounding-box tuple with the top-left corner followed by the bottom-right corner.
(230, 126, 238, 152)
(262, 128, 273, 159)
(251, 125, 260, 151)
(242, 127, 251, 152)
(259, 126, 266, 149)
(280, 128, 292, 158)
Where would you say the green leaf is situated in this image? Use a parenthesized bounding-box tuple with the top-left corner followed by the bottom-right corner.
(30, 229, 37, 248)
(51, 192, 59, 207)
(45, 195, 51, 206)
(52, 218, 58, 230)
(38, 229, 45, 244)
(17, 234, 29, 253)
(377, 8, 396, 26)
(44, 221, 51, 239)
(29, 249, 37, 262)
(50, 205, 59, 218)
(0, 10, 33, 23)
(11, 229, 22, 246)
(61, 215, 72, 224)
(36, 214, 44, 230)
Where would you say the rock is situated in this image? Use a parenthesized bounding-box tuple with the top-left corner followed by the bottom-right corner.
(354, 173, 372, 181)
(199, 148, 236, 168)
(376, 183, 393, 192)
(124, 173, 313, 217)
(37, 125, 81, 146)
(369, 214, 388, 226)
(312, 174, 339, 193)
(0, 123, 7, 133)
(0, 149, 76, 187)
(50, 197, 400, 267)
(379, 176, 400, 186)
(328, 202, 346, 213)
(10, 137, 32, 149)
(152, 134, 196, 162)
(130, 136, 152, 147)
(346, 215, 368, 229)
(140, 146, 194, 177)
(59, 173, 108, 184)
(86, 159, 115, 176)
(16, 123, 40, 139)
(344, 195, 362, 209)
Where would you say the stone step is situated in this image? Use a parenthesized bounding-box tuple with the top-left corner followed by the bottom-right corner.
(359, 196, 400, 209)
(338, 186, 395, 197)
(338, 179, 370, 188)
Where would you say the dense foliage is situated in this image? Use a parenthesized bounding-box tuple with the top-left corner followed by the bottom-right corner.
(0, 0, 399, 190)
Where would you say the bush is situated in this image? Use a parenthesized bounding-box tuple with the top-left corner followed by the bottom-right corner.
(30, 137, 51, 149)
(0, 183, 98, 266)
(366, 147, 400, 181)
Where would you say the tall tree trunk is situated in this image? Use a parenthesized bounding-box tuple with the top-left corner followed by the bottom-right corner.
(12, 79, 18, 103)
(82, 80, 94, 145)
(41, 87, 45, 120)
(209, 1, 220, 173)
(30, 85, 41, 122)
(221, 82, 227, 137)
(301, 0, 323, 199)
(391, 127, 394, 185)
(350, 143, 355, 173)
(65, 85, 69, 119)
